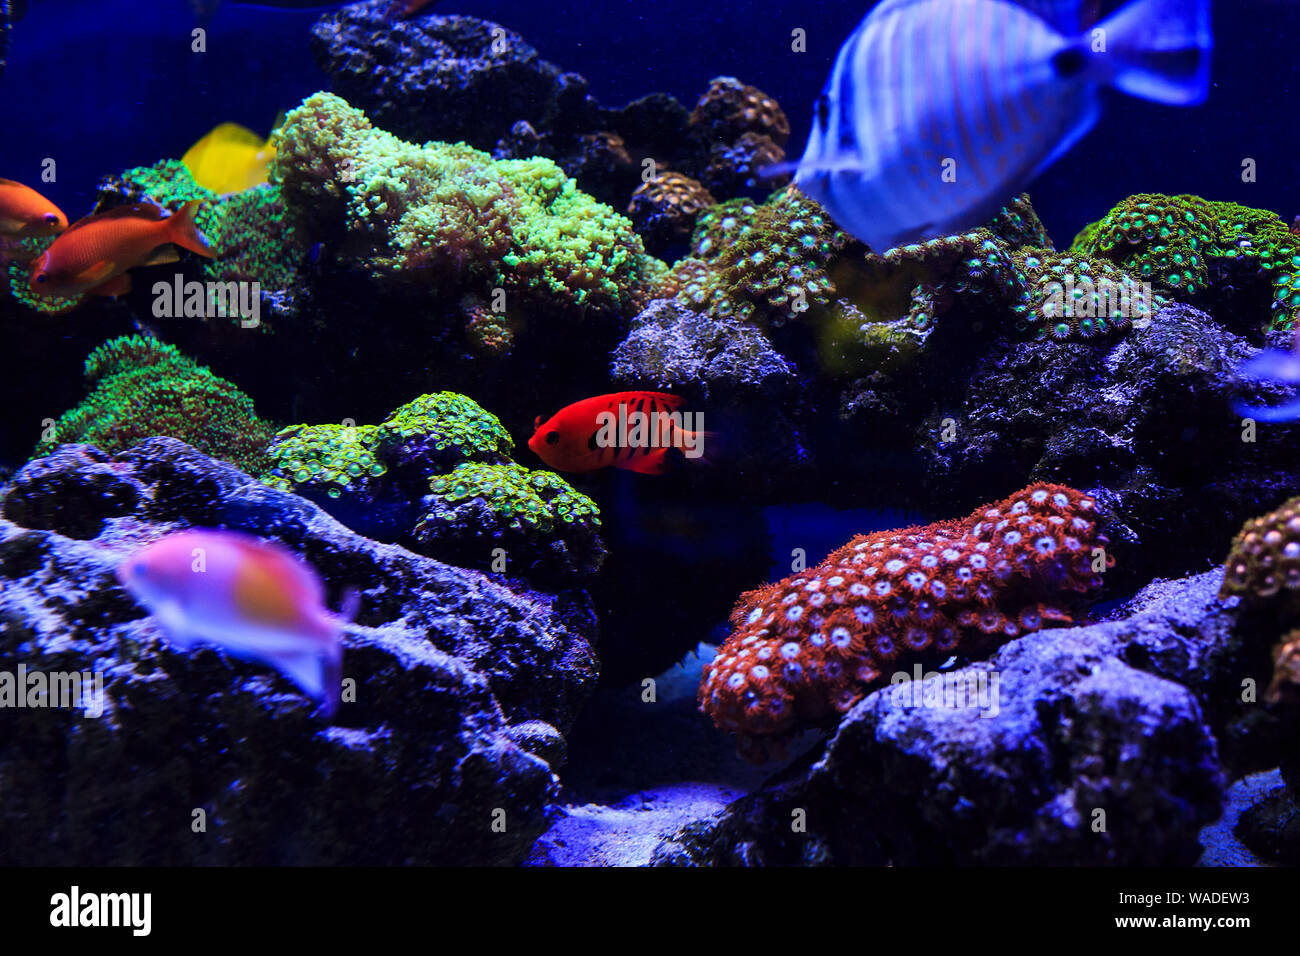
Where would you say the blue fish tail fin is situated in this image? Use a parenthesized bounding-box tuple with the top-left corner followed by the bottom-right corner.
(1096, 0, 1212, 105)
(759, 160, 800, 181)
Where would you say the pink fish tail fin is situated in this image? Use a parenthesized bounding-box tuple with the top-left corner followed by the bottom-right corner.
(338, 587, 361, 626)
(169, 200, 215, 259)
(318, 647, 342, 719)
(315, 589, 358, 719)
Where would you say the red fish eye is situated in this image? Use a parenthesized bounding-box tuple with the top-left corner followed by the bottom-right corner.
(545, 431, 560, 446)
(34, 274, 46, 284)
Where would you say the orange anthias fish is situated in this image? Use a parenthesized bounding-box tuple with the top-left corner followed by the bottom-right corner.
(28, 200, 213, 298)
(116, 529, 354, 716)
(0, 178, 67, 240)
(528, 391, 710, 475)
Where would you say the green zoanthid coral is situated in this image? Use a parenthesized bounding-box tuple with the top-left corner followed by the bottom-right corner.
(424, 462, 601, 536)
(379, 391, 515, 463)
(34, 335, 277, 474)
(271, 91, 667, 321)
(260, 423, 387, 498)
(672, 186, 848, 325)
(260, 390, 604, 580)
(261, 391, 514, 498)
(1071, 193, 1300, 331)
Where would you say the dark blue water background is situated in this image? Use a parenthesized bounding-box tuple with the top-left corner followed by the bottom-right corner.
(1, 0, 1294, 558)
(2, 0, 1294, 244)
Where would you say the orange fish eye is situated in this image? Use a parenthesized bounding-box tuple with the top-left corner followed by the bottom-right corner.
(43, 213, 58, 225)
(545, 430, 560, 446)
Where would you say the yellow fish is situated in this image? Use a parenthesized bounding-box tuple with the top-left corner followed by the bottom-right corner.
(181, 119, 280, 195)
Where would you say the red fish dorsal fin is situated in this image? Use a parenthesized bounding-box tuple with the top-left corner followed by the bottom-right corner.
(91, 202, 169, 222)
(62, 202, 169, 237)
(605, 391, 687, 412)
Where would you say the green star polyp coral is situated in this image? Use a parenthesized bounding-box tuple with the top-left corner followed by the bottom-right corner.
(34, 335, 276, 474)
(272, 92, 666, 322)
(5, 235, 79, 314)
(101, 158, 212, 214)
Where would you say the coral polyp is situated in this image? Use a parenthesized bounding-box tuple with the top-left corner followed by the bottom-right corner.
(261, 423, 387, 499)
(626, 171, 716, 257)
(671, 185, 848, 325)
(1220, 496, 1300, 607)
(701, 484, 1108, 762)
(1073, 193, 1300, 330)
(271, 91, 667, 326)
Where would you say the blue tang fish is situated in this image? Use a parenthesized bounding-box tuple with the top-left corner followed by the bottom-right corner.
(790, 0, 1214, 253)
(1233, 348, 1300, 423)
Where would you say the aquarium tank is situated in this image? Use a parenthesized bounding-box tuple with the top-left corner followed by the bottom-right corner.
(1, 0, 1298, 897)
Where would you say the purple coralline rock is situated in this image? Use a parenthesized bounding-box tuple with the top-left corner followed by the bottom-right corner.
(310, 3, 597, 150)
(0, 439, 599, 865)
(651, 571, 1289, 866)
(843, 301, 1300, 590)
(611, 298, 796, 398)
(308, 4, 779, 218)
(610, 297, 807, 492)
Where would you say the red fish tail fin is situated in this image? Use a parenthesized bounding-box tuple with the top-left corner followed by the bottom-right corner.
(687, 429, 719, 465)
(617, 431, 719, 475)
(670, 427, 718, 466)
(169, 201, 215, 259)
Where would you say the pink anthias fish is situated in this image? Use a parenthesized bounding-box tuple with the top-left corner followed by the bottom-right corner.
(116, 530, 355, 716)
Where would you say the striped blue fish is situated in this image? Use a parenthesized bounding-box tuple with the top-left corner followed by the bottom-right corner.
(791, 0, 1213, 254)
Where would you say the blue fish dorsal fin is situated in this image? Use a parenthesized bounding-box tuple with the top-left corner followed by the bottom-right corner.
(1011, 0, 1090, 34)
(868, 0, 1087, 35)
